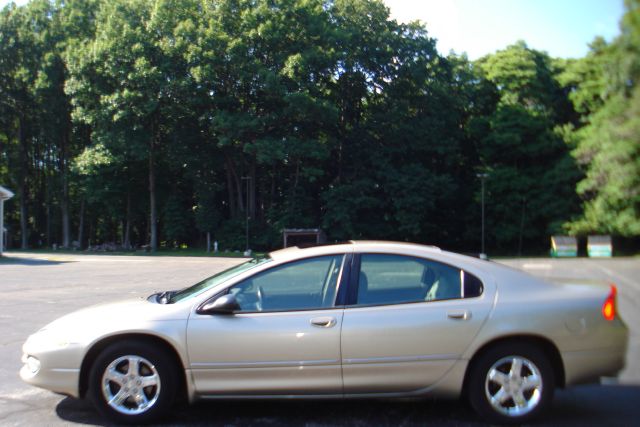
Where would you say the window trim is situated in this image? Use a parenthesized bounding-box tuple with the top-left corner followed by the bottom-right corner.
(335, 252, 353, 306)
(345, 252, 484, 309)
(345, 253, 361, 306)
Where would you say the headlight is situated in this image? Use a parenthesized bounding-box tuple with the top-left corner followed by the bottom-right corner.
(24, 355, 41, 374)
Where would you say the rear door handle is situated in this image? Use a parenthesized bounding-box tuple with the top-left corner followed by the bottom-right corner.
(310, 317, 337, 328)
(447, 310, 471, 320)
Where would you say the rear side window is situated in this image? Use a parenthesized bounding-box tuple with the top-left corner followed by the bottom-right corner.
(463, 271, 484, 298)
(355, 254, 483, 306)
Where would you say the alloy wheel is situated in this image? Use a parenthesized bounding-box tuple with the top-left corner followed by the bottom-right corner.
(484, 355, 543, 417)
(101, 355, 161, 415)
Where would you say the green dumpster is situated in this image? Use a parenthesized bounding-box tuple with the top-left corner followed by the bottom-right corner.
(550, 236, 577, 257)
(588, 235, 612, 258)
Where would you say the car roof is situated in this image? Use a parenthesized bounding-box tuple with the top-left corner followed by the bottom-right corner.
(268, 240, 442, 263)
(266, 240, 504, 276)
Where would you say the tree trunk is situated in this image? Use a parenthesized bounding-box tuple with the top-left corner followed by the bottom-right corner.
(34, 137, 47, 247)
(124, 192, 131, 250)
(77, 199, 85, 249)
(225, 152, 243, 217)
(18, 115, 28, 249)
(45, 143, 51, 247)
(249, 158, 256, 219)
(46, 203, 51, 247)
(293, 158, 300, 191)
(518, 198, 526, 256)
(20, 196, 28, 249)
(60, 130, 70, 248)
(270, 165, 276, 211)
(88, 218, 94, 249)
(149, 137, 157, 252)
(61, 200, 70, 247)
(225, 163, 237, 218)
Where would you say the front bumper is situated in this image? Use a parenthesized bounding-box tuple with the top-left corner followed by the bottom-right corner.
(20, 354, 81, 398)
(20, 334, 84, 398)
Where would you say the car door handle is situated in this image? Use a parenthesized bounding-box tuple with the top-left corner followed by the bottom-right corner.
(447, 310, 471, 320)
(310, 317, 337, 328)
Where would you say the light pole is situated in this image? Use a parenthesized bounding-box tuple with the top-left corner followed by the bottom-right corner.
(241, 176, 251, 253)
(476, 173, 488, 259)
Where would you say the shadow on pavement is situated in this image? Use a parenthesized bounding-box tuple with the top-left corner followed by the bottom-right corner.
(549, 384, 640, 425)
(55, 396, 482, 426)
(54, 384, 640, 426)
(0, 256, 70, 266)
(55, 398, 106, 426)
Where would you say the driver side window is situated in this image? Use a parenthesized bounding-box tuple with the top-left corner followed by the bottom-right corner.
(229, 255, 344, 312)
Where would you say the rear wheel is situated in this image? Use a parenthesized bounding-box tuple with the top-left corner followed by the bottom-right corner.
(468, 342, 554, 424)
(88, 341, 177, 424)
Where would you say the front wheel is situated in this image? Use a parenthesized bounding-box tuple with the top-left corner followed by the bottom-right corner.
(88, 341, 177, 424)
(468, 342, 554, 424)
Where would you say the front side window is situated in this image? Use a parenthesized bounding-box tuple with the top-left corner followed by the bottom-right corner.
(228, 255, 344, 312)
(356, 254, 483, 305)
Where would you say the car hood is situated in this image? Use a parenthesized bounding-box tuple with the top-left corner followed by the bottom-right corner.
(38, 298, 189, 338)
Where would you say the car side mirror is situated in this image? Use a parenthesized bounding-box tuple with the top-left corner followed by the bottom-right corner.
(197, 294, 240, 315)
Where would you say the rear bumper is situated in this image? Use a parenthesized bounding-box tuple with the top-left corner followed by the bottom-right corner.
(562, 346, 627, 386)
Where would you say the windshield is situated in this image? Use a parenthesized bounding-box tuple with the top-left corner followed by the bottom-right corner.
(168, 256, 272, 303)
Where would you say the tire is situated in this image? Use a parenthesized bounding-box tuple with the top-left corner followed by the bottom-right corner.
(468, 342, 554, 424)
(88, 341, 178, 424)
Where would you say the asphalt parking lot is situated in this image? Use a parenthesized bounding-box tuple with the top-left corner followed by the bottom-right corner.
(0, 252, 638, 426)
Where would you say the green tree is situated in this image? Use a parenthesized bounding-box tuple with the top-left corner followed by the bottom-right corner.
(0, 1, 44, 248)
(564, 0, 640, 236)
(477, 42, 581, 252)
(67, 0, 199, 251)
(4, 0, 630, 255)
(0, 0, 100, 249)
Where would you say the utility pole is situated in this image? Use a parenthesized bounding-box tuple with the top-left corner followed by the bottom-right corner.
(476, 173, 488, 259)
(241, 176, 251, 253)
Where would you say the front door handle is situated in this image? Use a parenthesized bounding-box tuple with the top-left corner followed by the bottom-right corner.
(310, 316, 337, 328)
(447, 310, 471, 320)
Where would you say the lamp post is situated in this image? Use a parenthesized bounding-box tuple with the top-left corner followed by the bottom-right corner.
(241, 176, 251, 253)
(476, 173, 488, 259)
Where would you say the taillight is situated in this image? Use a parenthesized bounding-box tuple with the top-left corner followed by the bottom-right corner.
(602, 285, 617, 321)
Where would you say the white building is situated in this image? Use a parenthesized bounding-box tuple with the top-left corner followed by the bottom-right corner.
(0, 186, 14, 256)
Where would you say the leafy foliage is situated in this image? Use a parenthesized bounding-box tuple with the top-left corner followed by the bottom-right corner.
(0, 0, 638, 255)
(562, 0, 640, 236)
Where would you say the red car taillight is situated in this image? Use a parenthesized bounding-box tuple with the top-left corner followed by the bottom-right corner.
(602, 285, 617, 321)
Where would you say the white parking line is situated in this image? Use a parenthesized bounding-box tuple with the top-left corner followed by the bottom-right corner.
(521, 263, 552, 270)
(596, 265, 640, 292)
